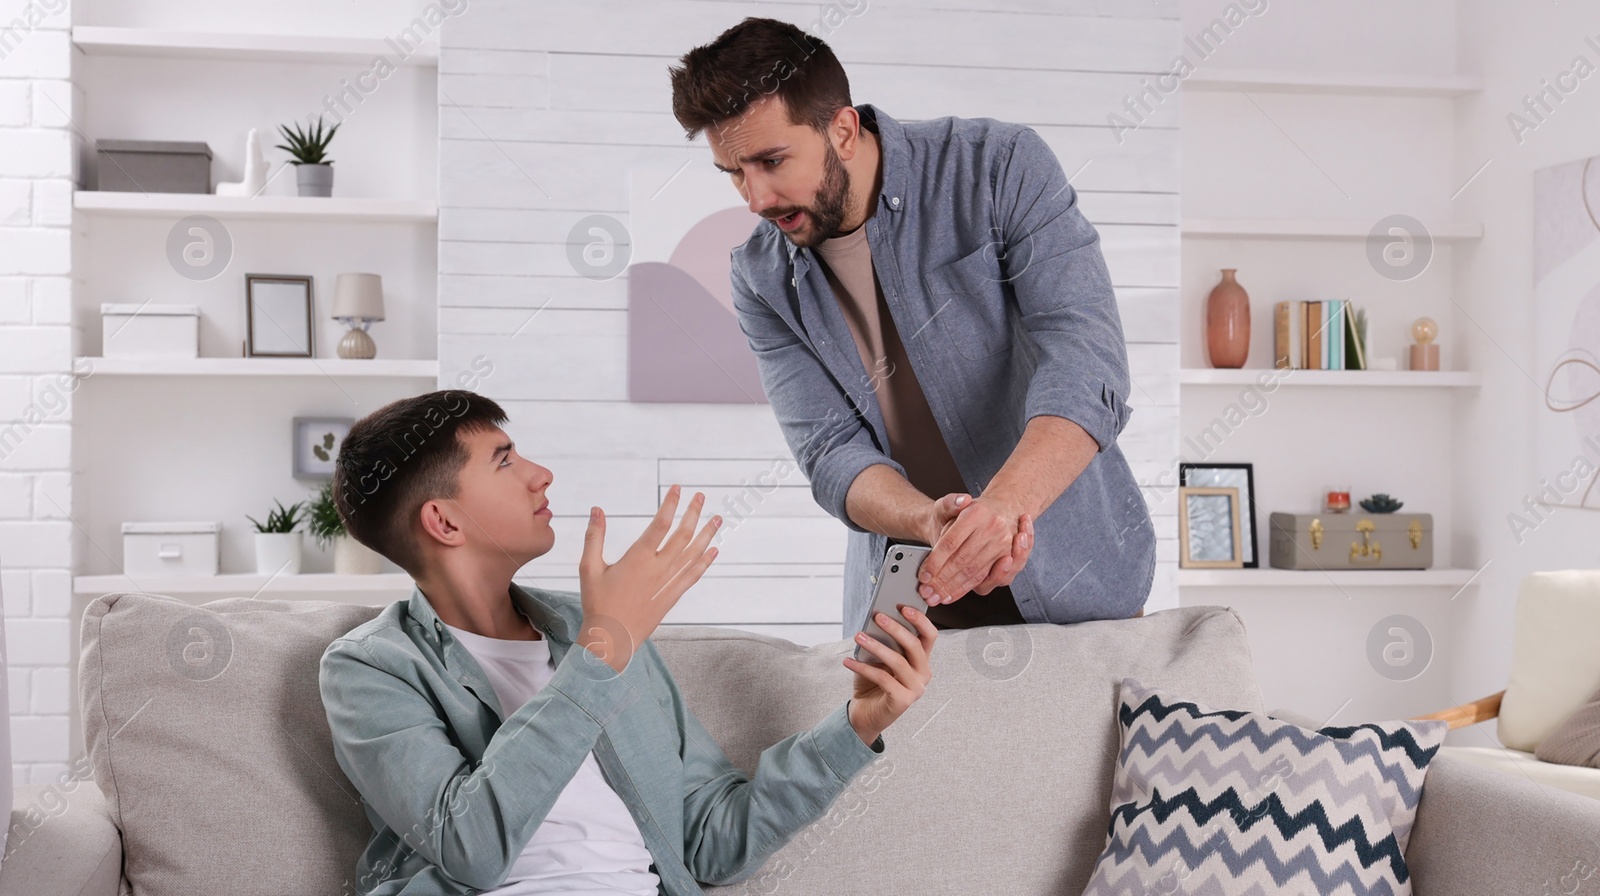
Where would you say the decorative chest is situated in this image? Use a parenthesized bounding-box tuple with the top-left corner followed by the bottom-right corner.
(1268, 512, 1433, 571)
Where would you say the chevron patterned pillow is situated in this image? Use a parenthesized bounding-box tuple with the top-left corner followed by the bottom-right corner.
(1081, 677, 1448, 896)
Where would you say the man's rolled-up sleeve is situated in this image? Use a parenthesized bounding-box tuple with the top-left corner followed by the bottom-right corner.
(993, 126, 1134, 452)
(730, 258, 905, 532)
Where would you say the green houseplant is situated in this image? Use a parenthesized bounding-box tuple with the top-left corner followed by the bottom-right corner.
(275, 116, 340, 198)
(307, 481, 383, 574)
(246, 498, 307, 575)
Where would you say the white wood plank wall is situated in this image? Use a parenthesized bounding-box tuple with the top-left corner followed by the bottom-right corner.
(438, 0, 1181, 642)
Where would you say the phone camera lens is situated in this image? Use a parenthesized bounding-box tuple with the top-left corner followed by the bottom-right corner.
(890, 564, 899, 573)
(894, 551, 904, 560)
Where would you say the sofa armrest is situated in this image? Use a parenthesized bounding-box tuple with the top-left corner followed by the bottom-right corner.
(1409, 753, 1600, 896)
(0, 782, 123, 896)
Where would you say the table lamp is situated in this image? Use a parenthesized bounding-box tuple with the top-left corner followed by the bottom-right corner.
(331, 273, 385, 360)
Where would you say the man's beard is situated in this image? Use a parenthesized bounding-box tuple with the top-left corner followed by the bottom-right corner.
(775, 144, 852, 247)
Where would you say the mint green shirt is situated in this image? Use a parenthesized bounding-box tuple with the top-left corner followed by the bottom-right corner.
(318, 582, 883, 895)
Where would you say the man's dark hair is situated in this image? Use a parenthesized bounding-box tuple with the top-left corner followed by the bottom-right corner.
(669, 17, 853, 142)
(332, 390, 509, 577)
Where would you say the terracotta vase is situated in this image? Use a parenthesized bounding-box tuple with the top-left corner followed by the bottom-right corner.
(1205, 268, 1250, 369)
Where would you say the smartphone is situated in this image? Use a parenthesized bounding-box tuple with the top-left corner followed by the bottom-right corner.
(852, 544, 932, 663)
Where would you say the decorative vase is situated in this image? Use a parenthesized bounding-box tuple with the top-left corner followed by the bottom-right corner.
(1205, 268, 1251, 369)
(333, 534, 384, 575)
(254, 531, 303, 575)
(295, 163, 333, 197)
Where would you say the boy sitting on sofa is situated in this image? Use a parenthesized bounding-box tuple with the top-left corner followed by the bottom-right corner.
(318, 389, 938, 895)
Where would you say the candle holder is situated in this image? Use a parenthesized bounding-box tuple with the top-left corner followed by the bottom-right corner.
(1324, 486, 1352, 514)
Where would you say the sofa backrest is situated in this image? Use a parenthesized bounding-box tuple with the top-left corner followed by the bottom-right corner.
(79, 591, 1260, 896)
(655, 605, 1261, 896)
(1499, 569, 1600, 751)
(79, 592, 383, 896)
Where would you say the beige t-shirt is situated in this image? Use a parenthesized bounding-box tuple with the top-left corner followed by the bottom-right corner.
(813, 224, 967, 504)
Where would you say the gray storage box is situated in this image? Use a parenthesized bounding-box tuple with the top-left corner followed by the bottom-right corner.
(1268, 511, 1433, 570)
(94, 139, 213, 193)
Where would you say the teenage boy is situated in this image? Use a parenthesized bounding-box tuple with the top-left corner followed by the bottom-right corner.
(318, 389, 937, 895)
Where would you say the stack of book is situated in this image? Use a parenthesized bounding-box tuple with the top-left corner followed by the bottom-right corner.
(1274, 300, 1367, 370)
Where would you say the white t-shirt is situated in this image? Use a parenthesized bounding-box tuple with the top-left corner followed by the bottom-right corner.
(443, 614, 659, 895)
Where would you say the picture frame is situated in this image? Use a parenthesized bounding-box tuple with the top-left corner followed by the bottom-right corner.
(1178, 486, 1244, 568)
(246, 274, 315, 357)
(293, 417, 352, 480)
(1179, 462, 1260, 567)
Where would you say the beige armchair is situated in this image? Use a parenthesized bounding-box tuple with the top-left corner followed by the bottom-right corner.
(1415, 569, 1600, 800)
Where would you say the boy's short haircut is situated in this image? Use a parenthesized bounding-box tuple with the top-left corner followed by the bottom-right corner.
(332, 389, 509, 576)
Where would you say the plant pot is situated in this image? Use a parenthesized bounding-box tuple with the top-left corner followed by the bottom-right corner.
(1205, 268, 1251, 369)
(333, 534, 384, 575)
(295, 163, 333, 198)
(254, 531, 304, 575)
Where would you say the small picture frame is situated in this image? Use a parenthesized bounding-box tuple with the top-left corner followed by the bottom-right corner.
(1178, 486, 1244, 568)
(1179, 462, 1259, 567)
(246, 274, 315, 357)
(293, 417, 352, 480)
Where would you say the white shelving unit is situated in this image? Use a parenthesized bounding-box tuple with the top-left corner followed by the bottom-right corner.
(71, 23, 440, 589)
(76, 357, 439, 377)
(1183, 218, 1483, 241)
(75, 192, 438, 224)
(1177, 568, 1483, 588)
(1184, 68, 1482, 98)
(71, 25, 439, 66)
(1178, 369, 1480, 388)
(1177, 66, 1482, 594)
(76, 572, 412, 595)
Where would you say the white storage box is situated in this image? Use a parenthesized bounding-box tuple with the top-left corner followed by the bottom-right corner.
(121, 521, 220, 577)
(101, 303, 200, 359)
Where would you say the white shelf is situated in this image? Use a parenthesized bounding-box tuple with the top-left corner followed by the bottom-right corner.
(71, 26, 439, 67)
(76, 357, 439, 378)
(1183, 217, 1482, 241)
(76, 572, 413, 601)
(1184, 68, 1482, 98)
(1178, 568, 1484, 588)
(74, 192, 438, 224)
(1179, 369, 1480, 388)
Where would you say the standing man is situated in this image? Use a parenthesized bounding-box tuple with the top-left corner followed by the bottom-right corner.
(668, 18, 1156, 634)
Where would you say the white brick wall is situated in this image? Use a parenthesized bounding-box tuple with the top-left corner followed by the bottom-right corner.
(439, 3, 1181, 636)
(0, 0, 78, 788)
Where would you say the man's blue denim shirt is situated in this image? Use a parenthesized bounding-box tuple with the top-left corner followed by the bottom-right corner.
(319, 582, 883, 895)
(729, 103, 1157, 635)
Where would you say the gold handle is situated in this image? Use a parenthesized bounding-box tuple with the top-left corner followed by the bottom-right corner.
(1310, 518, 1323, 551)
(1350, 519, 1382, 564)
(1408, 519, 1422, 550)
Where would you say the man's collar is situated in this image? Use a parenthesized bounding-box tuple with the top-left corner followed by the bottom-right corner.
(785, 102, 906, 264)
(407, 580, 574, 647)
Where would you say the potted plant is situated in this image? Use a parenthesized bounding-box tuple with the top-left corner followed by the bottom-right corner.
(307, 481, 383, 574)
(275, 117, 340, 197)
(247, 497, 307, 575)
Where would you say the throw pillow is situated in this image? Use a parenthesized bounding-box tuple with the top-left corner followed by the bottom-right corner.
(1081, 677, 1448, 896)
(1534, 680, 1600, 768)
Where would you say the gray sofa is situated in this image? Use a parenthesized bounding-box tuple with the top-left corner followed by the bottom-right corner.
(3, 591, 1598, 895)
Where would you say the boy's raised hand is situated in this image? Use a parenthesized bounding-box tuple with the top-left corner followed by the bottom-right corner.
(577, 484, 721, 672)
(842, 604, 938, 746)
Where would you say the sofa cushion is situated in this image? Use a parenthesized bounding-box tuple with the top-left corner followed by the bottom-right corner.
(1080, 678, 1448, 896)
(1499, 570, 1600, 751)
(79, 592, 382, 896)
(651, 605, 1261, 896)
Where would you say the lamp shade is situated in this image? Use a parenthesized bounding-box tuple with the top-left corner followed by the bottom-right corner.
(331, 273, 385, 321)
